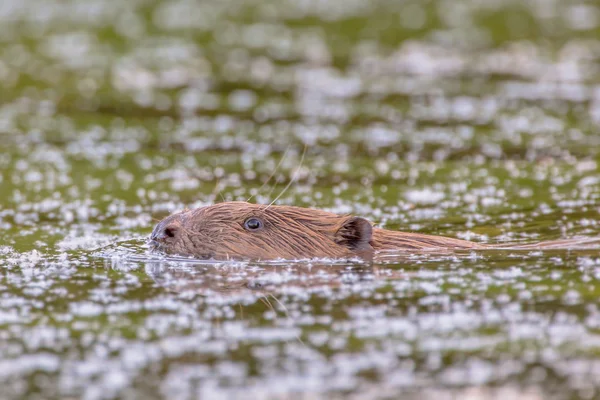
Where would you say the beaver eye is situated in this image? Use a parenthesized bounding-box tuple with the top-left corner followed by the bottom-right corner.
(244, 217, 263, 231)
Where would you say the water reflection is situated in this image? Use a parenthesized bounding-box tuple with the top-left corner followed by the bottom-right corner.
(145, 259, 389, 298)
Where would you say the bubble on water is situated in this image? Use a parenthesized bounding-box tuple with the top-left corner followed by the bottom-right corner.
(405, 189, 445, 205)
(565, 4, 599, 30)
(563, 290, 582, 305)
(0, 354, 60, 378)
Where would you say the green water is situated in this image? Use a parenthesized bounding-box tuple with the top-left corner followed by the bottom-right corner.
(1, 0, 600, 398)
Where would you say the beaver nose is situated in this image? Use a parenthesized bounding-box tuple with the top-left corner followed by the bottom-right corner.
(151, 221, 180, 243)
(157, 226, 178, 241)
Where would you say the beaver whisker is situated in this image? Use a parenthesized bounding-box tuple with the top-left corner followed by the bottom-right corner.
(268, 293, 307, 347)
(263, 144, 307, 211)
(208, 174, 227, 204)
(247, 145, 291, 203)
(262, 173, 285, 205)
(260, 296, 275, 313)
(269, 293, 289, 318)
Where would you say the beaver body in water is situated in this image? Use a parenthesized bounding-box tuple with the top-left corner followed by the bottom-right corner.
(150, 201, 487, 261)
(150, 201, 599, 261)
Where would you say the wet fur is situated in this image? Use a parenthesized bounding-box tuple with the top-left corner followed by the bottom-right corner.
(152, 202, 365, 260)
(151, 201, 485, 260)
(150, 201, 598, 261)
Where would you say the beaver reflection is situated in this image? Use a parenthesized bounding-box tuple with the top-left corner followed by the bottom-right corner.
(145, 261, 397, 297)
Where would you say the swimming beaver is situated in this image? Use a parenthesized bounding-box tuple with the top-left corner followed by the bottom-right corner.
(149, 201, 489, 261)
(150, 201, 600, 261)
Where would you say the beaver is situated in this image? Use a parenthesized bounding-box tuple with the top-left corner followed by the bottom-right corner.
(149, 201, 493, 261)
(149, 201, 600, 261)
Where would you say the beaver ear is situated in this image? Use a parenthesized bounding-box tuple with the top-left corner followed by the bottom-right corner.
(334, 217, 373, 251)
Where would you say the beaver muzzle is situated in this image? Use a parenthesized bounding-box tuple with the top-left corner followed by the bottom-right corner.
(149, 213, 182, 251)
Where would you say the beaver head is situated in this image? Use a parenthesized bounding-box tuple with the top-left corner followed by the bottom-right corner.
(149, 201, 374, 261)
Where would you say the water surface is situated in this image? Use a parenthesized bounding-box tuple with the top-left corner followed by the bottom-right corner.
(1, 0, 600, 398)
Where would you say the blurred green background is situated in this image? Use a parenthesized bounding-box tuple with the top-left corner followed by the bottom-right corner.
(0, 0, 600, 399)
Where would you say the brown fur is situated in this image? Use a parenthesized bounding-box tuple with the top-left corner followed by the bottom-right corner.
(372, 228, 483, 251)
(150, 201, 487, 261)
(150, 201, 600, 260)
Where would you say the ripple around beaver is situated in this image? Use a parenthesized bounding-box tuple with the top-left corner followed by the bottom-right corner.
(93, 236, 600, 302)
